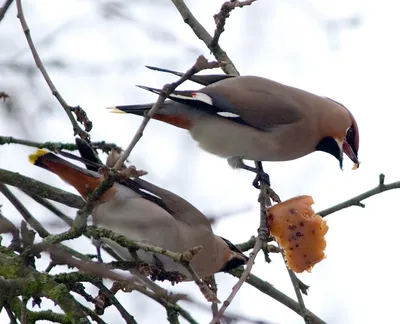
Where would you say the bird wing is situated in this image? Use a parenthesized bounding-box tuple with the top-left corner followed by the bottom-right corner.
(131, 178, 212, 230)
(72, 138, 211, 229)
(137, 75, 305, 131)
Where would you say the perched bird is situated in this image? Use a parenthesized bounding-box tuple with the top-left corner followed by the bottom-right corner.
(109, 67, 360, 185)
(29, 146, 248, 280)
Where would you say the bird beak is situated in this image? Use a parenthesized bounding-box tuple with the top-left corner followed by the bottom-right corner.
(343, 140, 360, 170)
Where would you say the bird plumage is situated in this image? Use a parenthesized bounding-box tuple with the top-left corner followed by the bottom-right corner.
(109, 69, 360, 169)
(29, 146, 248, 280)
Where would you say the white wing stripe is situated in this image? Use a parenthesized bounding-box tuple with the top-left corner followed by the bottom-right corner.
(217, 111, 240, 118)
(169, 92, 213, 106)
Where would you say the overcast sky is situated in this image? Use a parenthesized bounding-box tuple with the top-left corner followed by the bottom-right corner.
(0, 1, 398, 323)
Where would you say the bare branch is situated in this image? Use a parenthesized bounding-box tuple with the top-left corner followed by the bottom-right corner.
(15, 0, 90, 138)
(0, 182, 50, 238)
(318, 174, 400, 217)
(210, 161, 274, 322)
(43, 225, 217, 301)
(285, 258, 310, 324)
(171, 0, 239, 76)
(0, 0, 13, 23)
(211, 0, 257, 48)
(0, 136, 119, 153)
(112, 55, 219, 170)
(229, 269, 326, 324)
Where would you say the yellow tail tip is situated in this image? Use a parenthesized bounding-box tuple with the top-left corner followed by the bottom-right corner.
(106, 106, 126, 114)
(29, 149, 49, 164)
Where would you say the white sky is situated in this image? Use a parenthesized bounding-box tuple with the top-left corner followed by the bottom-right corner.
(0, 0, 398, 323)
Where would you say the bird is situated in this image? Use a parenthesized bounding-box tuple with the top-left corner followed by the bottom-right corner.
(28, 143, 248, 280)
(108, 66, 360, 186)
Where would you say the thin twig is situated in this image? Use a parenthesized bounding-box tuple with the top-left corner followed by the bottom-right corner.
(171, 0, 239, 76)
(20, 297, 28, 324)
(0, 136, 118, 153)
(210, 163, 272, 323)
(318, 174, 400, 217)
(284, 255, 310, 324)
(229, 269, 326, 324)
(0, 183, 91, 261)
(15, 0, 89, 138)
(94, 282, 137, 324)
(0, 0, 13, 22)
(112, 55, 219, 170)
(44, 225, 216, 301)
(205, 276, 219, 320)
(0, 182, 49, 238)
(4, 303, 18, 324)
(210, 239, 262, 324)
(24, 191, 74, 227)
(211, 0, 257, 49)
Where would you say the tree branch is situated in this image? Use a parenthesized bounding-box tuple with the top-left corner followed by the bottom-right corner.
(211, 0, 257, 49)
(0, 0, 13, 23)
(230, 269, 326, 324)
(210, 163, 272, 323)
(170, 0, 239, 76)
(15, 0, 90, 138)
(0, 249, 91, 323)
(0, 136, 119, 153)
(318, 174, 400, 217)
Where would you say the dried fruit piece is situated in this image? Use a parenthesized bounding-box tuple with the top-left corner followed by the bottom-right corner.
(267, 196, 328, 273)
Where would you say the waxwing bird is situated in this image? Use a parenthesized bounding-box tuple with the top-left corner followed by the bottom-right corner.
(109, 68, 360, 186)
(28, 148, 248, 280)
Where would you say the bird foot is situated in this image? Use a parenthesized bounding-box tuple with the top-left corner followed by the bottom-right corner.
(252, 171, 271, 189)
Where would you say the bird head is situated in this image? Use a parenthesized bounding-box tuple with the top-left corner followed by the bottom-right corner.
(316, 100, 360, 169)
(217, 237, 249, 273)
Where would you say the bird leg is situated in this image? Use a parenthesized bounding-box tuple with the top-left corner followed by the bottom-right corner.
(252, 161, 271, 188)
(228, 157, 271, 187)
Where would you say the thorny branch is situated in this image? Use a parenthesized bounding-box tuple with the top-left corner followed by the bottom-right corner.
(112, 55, 219, 170)
(15, 0, 91, 138)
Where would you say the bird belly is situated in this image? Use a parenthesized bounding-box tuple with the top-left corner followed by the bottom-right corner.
(190, 117, 304, 161)
(92, 197, 193, 278)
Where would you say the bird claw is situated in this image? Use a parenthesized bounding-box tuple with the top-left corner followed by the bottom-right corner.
(252, 172, 271, 188)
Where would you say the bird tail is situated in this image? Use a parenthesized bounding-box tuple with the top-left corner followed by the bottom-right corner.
(74, 138, 103, 171)
(29, 149, 102, 199)
(106, 103, 154, 116)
